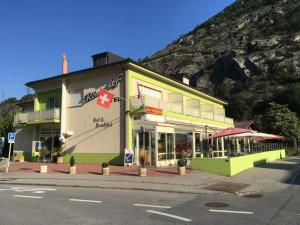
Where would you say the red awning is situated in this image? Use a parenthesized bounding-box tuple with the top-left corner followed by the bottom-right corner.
(210, 128, 257, 139)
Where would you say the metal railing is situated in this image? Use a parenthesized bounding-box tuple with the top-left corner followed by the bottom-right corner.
(14, 108, 60, 124)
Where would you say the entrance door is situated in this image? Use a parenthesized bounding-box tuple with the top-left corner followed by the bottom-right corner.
(137, 131, 155, 166)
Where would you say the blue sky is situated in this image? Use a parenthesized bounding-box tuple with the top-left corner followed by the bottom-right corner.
(0, 0, 234, 100)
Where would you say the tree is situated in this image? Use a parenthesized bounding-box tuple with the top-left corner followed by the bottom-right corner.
(255, 103, 300, 150)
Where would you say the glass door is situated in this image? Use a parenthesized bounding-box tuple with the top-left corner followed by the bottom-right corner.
(137, 131, 152, 166)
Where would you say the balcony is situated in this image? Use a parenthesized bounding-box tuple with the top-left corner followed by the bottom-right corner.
(129, 96, 234, 125)
(14, 108, 60, 125)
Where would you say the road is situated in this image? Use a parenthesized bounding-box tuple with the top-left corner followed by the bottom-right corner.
(0, 173, 299, 225)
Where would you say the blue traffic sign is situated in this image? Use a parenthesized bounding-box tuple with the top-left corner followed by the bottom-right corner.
(8, 132, 16, 143)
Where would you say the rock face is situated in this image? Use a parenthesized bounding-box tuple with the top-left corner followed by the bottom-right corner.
(142, 0, 300, 120)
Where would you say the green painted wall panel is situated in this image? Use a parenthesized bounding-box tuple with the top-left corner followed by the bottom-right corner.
(192, 150, 286, 176)
(36, 89, 61, 111)
(63, 153, 123, 165)
(191, 158, 231, 176)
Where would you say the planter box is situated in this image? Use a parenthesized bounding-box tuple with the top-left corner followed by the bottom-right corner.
(18, 156, 25, 162)
(102, 167, 109, 175)
(139, 167, 147, 177)
(69, 166, 76, 174)
(40, 165, 47, 173)
(13, 156, 24, 162)
(178, 166, 185, 175)
(56, 157, 64, 164)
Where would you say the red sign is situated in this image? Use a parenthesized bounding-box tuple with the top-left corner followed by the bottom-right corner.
(145, 106, 163, 115)
(96, 88, 115, 109)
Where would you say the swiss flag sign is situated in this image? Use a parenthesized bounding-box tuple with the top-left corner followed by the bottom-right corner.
(96, 88, 115, 108)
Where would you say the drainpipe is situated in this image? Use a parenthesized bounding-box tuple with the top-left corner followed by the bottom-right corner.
(60, 54, 68, 144)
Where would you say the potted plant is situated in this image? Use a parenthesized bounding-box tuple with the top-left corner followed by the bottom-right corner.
(39, 147, 48, 174)
(101, 162, 109, 175)
(139, 154, 147, 177)
(55, 147, 64, 164)
(69, 155, 76, 174)
(177, 158, 186, 175)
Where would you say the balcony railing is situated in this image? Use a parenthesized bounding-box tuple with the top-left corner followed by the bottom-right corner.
(15, 108, 60, 125)
(129, 96, 234, 125)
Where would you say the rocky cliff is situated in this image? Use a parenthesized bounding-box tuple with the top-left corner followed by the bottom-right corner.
(142, 0, 300, 121)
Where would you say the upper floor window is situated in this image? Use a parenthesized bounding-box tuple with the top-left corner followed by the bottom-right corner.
(49, 97, 58, 109)
(138, 85, 161, 99)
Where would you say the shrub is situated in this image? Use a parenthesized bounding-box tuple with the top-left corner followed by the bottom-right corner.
(102, 162, 108, 168)
(69, 156, 75, 167)
(177, 159, 186, 167)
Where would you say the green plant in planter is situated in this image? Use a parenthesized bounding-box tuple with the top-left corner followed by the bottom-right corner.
(54, 147, 63, 157)
(177, 158, 186, 167)
(69, 156, 75, 167)
(40, 147, 48, 165)
(102, 162, 108, 168)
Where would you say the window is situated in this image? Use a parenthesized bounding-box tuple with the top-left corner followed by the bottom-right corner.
(138, 85, 161, 99)
(49, 97, 58, 109)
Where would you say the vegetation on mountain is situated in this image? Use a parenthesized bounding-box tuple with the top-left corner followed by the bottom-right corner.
(142, 0, 300, 127)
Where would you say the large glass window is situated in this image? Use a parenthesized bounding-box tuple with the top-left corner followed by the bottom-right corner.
(195, 133, 202, 157)
(166, 133, 174, 160)
(175, 131, 193, 159)
(158, 133, 166, 161)
(158, 133, 174, 161)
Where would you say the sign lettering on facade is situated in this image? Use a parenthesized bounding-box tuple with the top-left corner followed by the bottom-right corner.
(93, 117, 113, 128)
(145, 106, 163, 115)
(84, 73, 124, 104)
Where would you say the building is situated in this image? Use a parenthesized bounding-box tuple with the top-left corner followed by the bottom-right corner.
(14, 52, 234, 166)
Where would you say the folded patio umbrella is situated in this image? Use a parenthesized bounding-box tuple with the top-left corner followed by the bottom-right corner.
(230, 132, 284, 140)
(210, 128, 257, 139)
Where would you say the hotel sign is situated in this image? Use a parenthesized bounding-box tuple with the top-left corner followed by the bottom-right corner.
(145, 106, 163, 115)
(84, 73, 124, 104)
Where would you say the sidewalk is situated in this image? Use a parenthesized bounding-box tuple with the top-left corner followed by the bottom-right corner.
(1, 157, 299, 195)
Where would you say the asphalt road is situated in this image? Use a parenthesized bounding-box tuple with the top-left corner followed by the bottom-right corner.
(0, 173, 299, 225)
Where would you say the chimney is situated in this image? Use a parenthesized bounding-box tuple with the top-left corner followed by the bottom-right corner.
(62, 53, 68, 75)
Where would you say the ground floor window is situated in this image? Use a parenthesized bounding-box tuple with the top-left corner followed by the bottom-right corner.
(157, 133, 174, 161)
(175, 131, 193, 159)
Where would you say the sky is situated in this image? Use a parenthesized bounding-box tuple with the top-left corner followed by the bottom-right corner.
(0, 0, 234, 100)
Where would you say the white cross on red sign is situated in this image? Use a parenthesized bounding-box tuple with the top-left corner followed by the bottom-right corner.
(96, 88, 115, 108)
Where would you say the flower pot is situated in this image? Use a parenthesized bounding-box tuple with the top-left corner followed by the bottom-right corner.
(102, 167, 109, 176)
(40, 165, 48, 173)
(56, 157, 64, 164)
(139, 167, 147, 177)
(178, 166, 185, 175)
(69, 166, 76, 174)
(18, 156, 24, 162)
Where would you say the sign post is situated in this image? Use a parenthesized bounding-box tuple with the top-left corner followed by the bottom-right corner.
(7, 132, 16, 169)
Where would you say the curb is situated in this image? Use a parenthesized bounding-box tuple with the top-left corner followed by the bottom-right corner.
(0, 181, 230, 196)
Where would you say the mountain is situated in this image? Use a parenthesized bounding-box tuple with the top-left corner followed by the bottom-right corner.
(142, 0, 300, 121)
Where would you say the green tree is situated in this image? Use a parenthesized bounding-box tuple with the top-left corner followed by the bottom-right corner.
(255, 103, 300, 150)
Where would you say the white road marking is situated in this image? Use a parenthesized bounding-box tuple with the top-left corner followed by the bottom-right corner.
(34, 191, 45, 194)
(15, 188, 56, 192)
(134, 204, 171, 209)
(146, 210, 192, 222)
(69, 199, 102, 203)
(13, 195, 43, 199)
(0, 189, 11, 191)
(209, 209, 253, 214)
